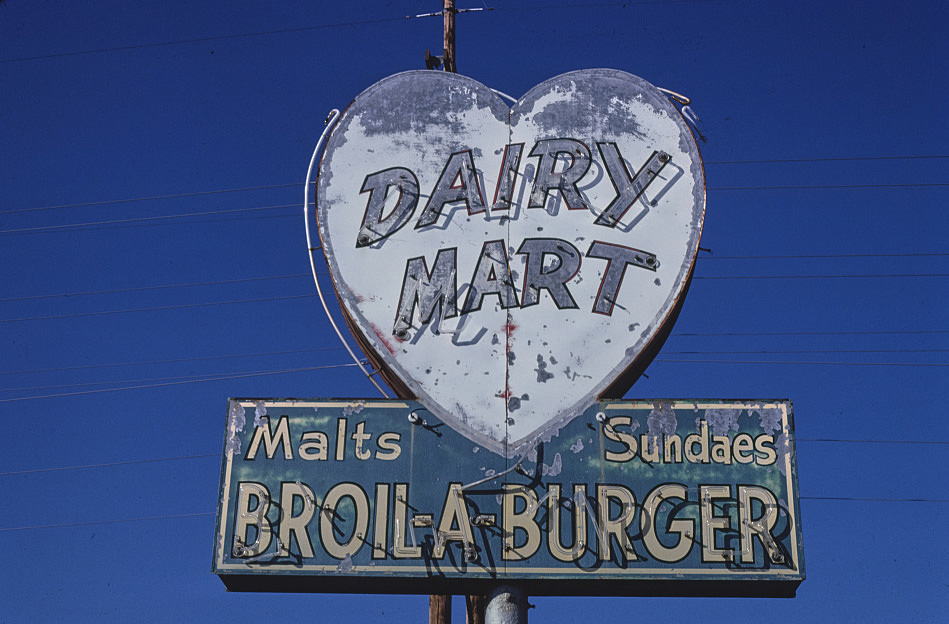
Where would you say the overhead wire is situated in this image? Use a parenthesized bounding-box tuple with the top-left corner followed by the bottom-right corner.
(1, 436, 942, 478)
(2, 155, 943, 217)
(0, 363, 359, 403)
(699, 252, 949, 259)
(8, 357, 945, 394)
(0, 182, 944, 238)
(694, 273, 949, 279)
(0, 204, 296, 236)
(0, 347, 347, 376)
(0, 496, 946, 533)
(4, 256, 948, 303)
(0, 274, 310, 303)
(0, 13, 444, 65)
(654, 358, 947, 367)
(0, 293, 315, 324)
(0, 183, 299, 215)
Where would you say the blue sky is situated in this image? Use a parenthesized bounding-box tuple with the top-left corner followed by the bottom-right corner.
(0, 1, 946, 622)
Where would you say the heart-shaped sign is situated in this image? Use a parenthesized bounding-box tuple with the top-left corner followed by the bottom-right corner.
(315, 69, 704, 457)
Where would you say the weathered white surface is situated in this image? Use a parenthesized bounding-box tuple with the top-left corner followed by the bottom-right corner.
(316, 70, 704, 457)
(485, 586, 529, 624)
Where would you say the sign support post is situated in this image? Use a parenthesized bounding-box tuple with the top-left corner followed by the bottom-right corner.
(485, 587, 528, 624)
(443, 0, 456, 73)
(438, 4, 484, 621)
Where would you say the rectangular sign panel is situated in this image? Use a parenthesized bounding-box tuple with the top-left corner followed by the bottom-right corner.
(213, 399, 804, 597)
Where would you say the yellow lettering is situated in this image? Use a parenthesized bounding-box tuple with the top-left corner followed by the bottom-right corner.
(547, 483, 587, 562)
(700, 484, 732, 563)
(684, 420, 710, 463)
(502, 485, 542, 561)
(245, 415, 293, 460)
(710, 435, 733, 465)
(392, 483, 421, 558)
(733, 433, 755, 464)
(278, 482, 316, 558)
(433, 483, 474, 559)
(319, 482, 369, 560)
(738, 485, 781, 564)
(603, 416, 637, 462)
(351, 421, 372, 460)
(298, 431, 328, 460)
(375, 432, 402, 461)
(234, 482, 272, 557)
(596, 484, 638, 562)
(641, 483, 693, 563)
(754, 435, 777, 465)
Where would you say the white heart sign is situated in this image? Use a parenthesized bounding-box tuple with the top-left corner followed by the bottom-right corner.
(315, 69, 704, 457)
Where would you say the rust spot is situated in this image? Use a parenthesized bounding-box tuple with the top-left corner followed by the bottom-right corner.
(371, 323, 397, 354)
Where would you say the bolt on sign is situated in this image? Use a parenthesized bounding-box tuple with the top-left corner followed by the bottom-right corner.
(315, 69, 704, 457)
(212, 399, 804, 596)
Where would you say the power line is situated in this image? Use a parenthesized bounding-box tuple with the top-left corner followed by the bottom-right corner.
(709, 182, 948, 191)
(0, 454, 219, 477)
(2, 274, 945, 321)
(5, 156, 945, 216)
(1, 437, 941, 478)
(655, 358, 948, 367)
(0, 293, 315, 323)
(2, 494, 946, 532)
(0, 363, 358, 403)
(0, 347, 346, 376)
(0, 183, 299, 216)
(1, 182, 945, 237)
(0, 513, 216, 532)
(3, 349, 944, 388)
(0, 274, 310, 303)
(707, 182, 949, 191)
(1, 366, 357, 393)
(0, 347, 943, 382)
(798, 438, 949, 445)
(694, 273, 949, 279)
(0, 264, 949, 303)
(663, 349, 949, 355)
(0, 14, 442, 65)
(671, 329, 949, 337)
(801, 496, 949, 503)
(0, 204, 296, 236)
(699, 252, 949, 260)
(706, 155, 949, 164)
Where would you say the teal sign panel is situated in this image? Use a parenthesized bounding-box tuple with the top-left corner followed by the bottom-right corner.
(213, 399, 804, 597)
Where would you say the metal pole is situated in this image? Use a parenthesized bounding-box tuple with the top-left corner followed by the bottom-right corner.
(484, 586, 528, 624)
(443, 0, 457, 72)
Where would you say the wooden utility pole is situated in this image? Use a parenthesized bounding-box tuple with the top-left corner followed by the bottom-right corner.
(430, 594, 451, 624)
(429, 4, 471, 624)
(466, 594, 486, 624)
(443, 0, 457, 72)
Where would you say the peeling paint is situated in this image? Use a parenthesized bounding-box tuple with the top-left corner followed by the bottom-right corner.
(754, 406, 784, 434)
(704, 408, 742, 437)
(225, 401, 246, 455)
(342, 401, 366, 416)
(534, 354, 555, 383)
(316, 70, 705, 457)
(336, 554, 354, 573)
(541, 452, 563, 477)
(253, 401, 269, 428)
(646, 402, 678, 450)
